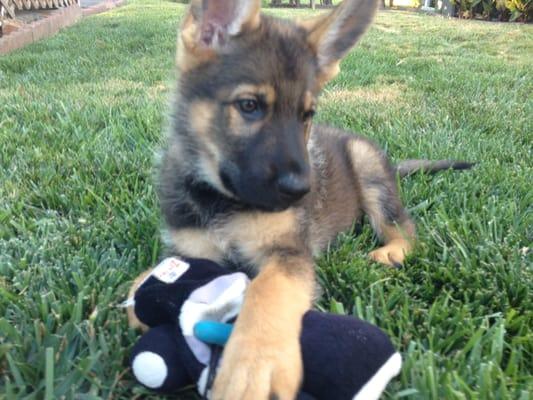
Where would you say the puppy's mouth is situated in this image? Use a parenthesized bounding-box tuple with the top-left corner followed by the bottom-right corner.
(219, 169, 238, 197)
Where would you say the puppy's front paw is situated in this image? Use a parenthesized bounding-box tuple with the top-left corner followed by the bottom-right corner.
(211, 259, 311, 400)
(369, 239, 411, 268)
(212, 326, 302, 400)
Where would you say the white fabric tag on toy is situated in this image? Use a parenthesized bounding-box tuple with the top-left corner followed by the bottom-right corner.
(119, 298, 136, 308)
(119, 257, 190, 308)
(151, 257, 190, 284)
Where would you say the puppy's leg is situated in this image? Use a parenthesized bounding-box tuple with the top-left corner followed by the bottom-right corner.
(347, 138, 415, 267)
(367, 220, 415, 267)
(126, 269, 153, 331)
(212, 251, 313, 400)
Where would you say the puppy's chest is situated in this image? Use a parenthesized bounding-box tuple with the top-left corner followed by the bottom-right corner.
(166, 225, 237, 266)
(166, 209, 302, 271)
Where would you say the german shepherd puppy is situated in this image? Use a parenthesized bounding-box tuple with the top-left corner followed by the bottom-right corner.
(131, 0, 470, 398)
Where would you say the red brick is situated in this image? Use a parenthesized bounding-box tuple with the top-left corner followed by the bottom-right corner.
(0, 27, 33, 55)
(48, 13, 62, 34)
(30, 19, 52, 42)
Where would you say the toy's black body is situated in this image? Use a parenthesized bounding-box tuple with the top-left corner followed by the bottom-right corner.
(300, 311, 398, 400)
(129, 258, 402, 400)
(131, 324, 198, 392)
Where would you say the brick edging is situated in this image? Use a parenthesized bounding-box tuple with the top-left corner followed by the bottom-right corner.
(0, 4, 82, 55)
(0, 0, 126, 55)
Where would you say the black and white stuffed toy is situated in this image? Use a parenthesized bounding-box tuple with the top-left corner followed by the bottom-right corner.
(125, 257, 402, 400)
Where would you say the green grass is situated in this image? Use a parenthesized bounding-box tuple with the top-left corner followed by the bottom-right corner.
(1, 1, 532, 398)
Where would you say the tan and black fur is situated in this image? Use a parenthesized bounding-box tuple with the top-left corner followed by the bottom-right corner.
(130, 0, 471, 398)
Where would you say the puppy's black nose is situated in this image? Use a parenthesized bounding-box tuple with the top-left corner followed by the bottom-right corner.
(277, 173, 310, 200)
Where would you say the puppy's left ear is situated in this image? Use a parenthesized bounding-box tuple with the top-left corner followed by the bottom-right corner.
(178, 0, 261, 71)
(196, 0, 261, 48)
(300, 0, 379, 87)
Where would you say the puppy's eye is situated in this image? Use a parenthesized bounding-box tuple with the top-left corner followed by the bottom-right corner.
(234, 98, 265, 121)
(237, 99, 258, 114)
(302, 109, 316, 122)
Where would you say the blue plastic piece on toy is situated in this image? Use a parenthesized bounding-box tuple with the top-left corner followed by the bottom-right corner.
(194, 321, 234, 346)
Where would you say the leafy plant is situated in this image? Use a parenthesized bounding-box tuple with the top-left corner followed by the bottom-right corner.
(505, 0, 533, 21)
(453, 0, 532, 20)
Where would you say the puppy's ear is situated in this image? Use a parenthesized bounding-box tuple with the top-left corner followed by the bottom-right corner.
(300, 0, 379, 87)
(177, 0, 261, 71)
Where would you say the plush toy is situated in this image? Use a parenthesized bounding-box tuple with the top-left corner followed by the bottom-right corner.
(126, 257, 402, 400)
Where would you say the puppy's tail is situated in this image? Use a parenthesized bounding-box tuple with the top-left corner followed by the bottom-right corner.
(396, 160, 474, 178)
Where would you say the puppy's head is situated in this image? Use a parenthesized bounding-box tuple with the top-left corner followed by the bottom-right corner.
(175, 0, 378, 211)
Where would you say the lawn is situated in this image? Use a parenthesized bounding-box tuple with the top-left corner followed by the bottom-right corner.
(0, 1, 532, 398)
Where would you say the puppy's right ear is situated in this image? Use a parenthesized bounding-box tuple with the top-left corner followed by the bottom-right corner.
(177, 0, 262, 71)
(300, 0, 379, 88)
